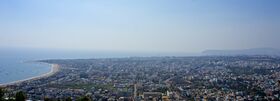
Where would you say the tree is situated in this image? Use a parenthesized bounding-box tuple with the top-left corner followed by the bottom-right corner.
(0, 88, 5, 101)
(78, 96, 91, 101)
(64, 97, 72, 101)
(44, 97, 52, 101)
(15, 91, 25, 101)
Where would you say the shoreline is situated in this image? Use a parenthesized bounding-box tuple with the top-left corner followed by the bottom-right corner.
(0, 64, 60, 87)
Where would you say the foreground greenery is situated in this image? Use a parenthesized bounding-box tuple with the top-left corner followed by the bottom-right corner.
(0, 88, 91, 101)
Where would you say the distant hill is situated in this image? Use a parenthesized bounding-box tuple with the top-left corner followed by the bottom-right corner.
(202, 48, 280, 56)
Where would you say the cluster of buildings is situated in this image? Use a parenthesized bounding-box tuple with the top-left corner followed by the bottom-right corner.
(4, 56, 280, 101)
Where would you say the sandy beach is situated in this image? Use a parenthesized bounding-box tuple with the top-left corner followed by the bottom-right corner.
(0, 64, 60, 87)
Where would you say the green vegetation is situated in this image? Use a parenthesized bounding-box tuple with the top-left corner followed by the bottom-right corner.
(15, 91, 26, 101)
(0, 90, 72, 101)
(78, 96, 91, 101)
(65, 97, 72, 101)
(43, 97, 51, 101)
(0, 88, 5, 101)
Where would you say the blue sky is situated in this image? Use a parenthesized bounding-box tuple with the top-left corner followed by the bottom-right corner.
(0, 0, 279, 53)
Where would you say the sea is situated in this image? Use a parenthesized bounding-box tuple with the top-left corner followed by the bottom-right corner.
(0, 48, 197, 84)
(0, 49, 98, 84)
(0, 58, 51, 84)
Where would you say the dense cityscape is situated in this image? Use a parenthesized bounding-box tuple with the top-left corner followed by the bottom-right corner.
(1, 56, 280, 101)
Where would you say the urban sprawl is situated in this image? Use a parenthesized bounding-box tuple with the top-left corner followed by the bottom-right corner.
(2, 56, 280, 101)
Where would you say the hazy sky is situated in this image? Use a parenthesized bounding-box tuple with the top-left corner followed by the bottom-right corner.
(0, 0, 279, 53)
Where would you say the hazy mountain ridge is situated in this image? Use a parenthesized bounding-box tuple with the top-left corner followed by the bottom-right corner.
(202, 48, 280, 56)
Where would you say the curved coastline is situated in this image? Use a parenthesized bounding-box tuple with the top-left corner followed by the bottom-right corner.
(0, 64, 60, 87)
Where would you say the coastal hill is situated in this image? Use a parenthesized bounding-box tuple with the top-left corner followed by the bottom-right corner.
(202, 48, 280, 56)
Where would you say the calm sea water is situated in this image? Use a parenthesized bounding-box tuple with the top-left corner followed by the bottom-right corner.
(0, 49, 93, 84)
(0, 58, 51, 84)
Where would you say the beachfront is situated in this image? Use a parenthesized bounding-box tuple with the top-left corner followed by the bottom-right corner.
(0, 64, 60, 87)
